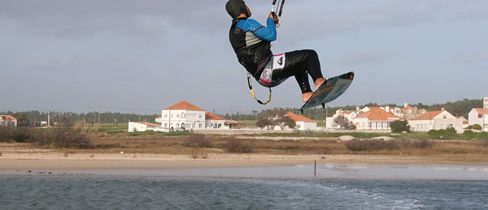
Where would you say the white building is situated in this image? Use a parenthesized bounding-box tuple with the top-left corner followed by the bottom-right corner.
(409, 110, 464, 134)
(128, 122, 165, 133)
(287, 112, 318, 131)
(468, 108, 488, 132)
(205, 112, 240, 129)
(161, 101, 206, 130)
(0, 115, 17, 127)
(484, 97, 488, 109)
(352, 107, 399, 131)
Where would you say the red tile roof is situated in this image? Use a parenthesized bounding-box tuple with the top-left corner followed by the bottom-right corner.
(205, 112, 225, 121)
(287, 112, 315, 122)
(165, 101, 204, 111)
(474, 108, 488, 115)
(356, 107, 397, 121)
(0, 115, 17, 121)
(413, 111, 442, 120)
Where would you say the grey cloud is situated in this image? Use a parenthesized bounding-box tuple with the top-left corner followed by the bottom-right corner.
(279, 0, 488, 43)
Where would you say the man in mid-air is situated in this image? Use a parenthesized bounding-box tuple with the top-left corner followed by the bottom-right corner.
(226, 0, 327, 102)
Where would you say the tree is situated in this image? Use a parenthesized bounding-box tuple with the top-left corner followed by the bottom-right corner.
(256, 109, 295, 129)
(334, 116, 355, 130)
(390, 120, 410, 133)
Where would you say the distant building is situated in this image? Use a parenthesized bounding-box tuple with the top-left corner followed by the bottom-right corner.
(352, 107, 399, 130)
(287, 112, 318, 131)
(0, 115, 17, 127)
(401, 103, 427, 120)
(468, 108, 488, 132)
(409, 109, 464, 134)
(484, 97, 488, 109)
(161, 101, 206, 130)
(205, 112, 239, 129)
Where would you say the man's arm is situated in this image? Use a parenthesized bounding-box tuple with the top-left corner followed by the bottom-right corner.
(236, 17, 277, 42)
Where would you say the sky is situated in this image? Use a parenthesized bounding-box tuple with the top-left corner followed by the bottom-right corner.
(1, 0, 487, 114)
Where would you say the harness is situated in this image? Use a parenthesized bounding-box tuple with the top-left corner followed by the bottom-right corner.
(244, 0, 286, 106)
(247, 73, 272, 105)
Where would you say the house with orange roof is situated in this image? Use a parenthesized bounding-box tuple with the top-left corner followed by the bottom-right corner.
(352, 107, 400, 130)
(0, 115, 17, 127)
(409, 109, 464, 133)
(286, 112, 318, 131)
(468, 108, 488, 132)
(161, 101, 206, 130)
(205, 112, 239, 129)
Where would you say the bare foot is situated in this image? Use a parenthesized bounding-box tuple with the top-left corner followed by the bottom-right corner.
(314, 77, 326, 89)
(302, 92, 313, 102)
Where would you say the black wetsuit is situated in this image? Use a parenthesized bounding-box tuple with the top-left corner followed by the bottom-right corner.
(228, 17, 323, 94)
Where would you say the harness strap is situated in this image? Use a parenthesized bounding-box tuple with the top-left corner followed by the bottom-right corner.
(247, 73, 272, 105)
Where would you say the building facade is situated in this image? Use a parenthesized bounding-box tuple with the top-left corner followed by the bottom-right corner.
(205, 112, 229, 129)
(468, 108, 488, 132)
(161, 101, 206, 130)
(0, 115, 17, 127)
(409, 110, 464, 134)
(287, 112, 318, 131)
(352, 107, 399, 131)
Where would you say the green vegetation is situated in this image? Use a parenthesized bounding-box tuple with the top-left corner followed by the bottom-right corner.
(390, 120, 410, 133)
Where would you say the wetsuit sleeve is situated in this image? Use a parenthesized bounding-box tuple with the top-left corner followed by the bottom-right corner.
(236, 18, 277, 42)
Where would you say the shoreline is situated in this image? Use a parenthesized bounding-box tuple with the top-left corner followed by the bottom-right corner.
(2, 152, 488, 170)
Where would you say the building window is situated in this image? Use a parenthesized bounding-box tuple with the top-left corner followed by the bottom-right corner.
(199, 124, 202, 128)
(176, 123, 179, 127)
(164, 123, 167, 128)
(181, 113, 185, 118)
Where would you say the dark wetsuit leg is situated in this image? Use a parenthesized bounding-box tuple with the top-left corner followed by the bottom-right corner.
(271, 50, 324, 93)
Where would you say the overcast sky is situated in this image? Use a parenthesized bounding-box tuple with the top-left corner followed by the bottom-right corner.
(1, 0, 487, 114)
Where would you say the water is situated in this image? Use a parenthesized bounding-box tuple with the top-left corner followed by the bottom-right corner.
(1, 164, 488, 210)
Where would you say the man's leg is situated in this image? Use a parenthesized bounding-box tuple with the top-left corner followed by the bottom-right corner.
(271, 49, 325, 102)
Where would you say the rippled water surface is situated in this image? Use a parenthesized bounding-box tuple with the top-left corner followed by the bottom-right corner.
(1, 173, 488, 210)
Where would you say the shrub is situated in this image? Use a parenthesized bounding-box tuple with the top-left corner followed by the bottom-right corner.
(51, 128, 91, 149)
(184, 135, 213, 148)
(345, 140, 400, 152)
(467, 124, 482, 130)
(428, 128, 457, 139)
(225, 138, 254, 153)
(413, 139, 433, 149)
(345, 139, 434, 152)
(29, 128, 92, 149)
(390, 120, 410, 133)
(12, 128, 33, 142)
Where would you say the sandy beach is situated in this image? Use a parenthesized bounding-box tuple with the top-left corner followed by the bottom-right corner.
(2, 150, 488, 171)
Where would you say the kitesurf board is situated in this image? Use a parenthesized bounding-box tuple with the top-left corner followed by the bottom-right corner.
(300, 71, 354, 113)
